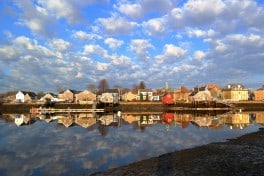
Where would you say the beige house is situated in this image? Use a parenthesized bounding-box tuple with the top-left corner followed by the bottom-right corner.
(174, 86, 190, 102)
(58, 89, 79, 102)
(122, 91, 137, 101)
(254, 86, 264, 101)
(75, 90, 96, 103)
(40, 93, 57, 102)
(222, 84, 248, 101)
(189, 86, 211, 101)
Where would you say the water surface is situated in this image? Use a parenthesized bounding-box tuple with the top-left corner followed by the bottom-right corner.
(0, 111, 263, 175)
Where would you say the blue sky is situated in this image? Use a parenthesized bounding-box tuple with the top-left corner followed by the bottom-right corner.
(0, 0, 264, 93)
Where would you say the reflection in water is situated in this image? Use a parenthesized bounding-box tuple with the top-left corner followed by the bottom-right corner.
(0, 111, 264, 175)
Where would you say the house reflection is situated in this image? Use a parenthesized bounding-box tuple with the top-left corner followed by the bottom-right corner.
(6, 114, 36, 126)
(222, 112, 253, 130)
(1, 111, 264, 134)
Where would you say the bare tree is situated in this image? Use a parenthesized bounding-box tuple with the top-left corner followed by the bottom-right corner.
(132, 84, 140, 92)
(98, 79, 109, 93)
(87, 83, 97, 93)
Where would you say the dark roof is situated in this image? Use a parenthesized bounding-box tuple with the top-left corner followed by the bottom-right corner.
(21, 91, 37, 97)
(138, 89, 152, 92)
(256, 86, 264, 91)
(105, 89, 119, 93)
(59, 89, 81, 94)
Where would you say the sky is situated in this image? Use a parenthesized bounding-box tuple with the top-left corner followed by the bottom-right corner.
(0, 0, 264, 93)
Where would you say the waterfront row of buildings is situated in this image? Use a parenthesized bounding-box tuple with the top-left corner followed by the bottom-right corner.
(1, 83, 264, 103)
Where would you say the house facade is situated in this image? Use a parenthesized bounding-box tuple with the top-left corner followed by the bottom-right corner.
(121, 91, 137, 101)
(222, 84, 248, 101)
(189, 86, 212, 101)
(16, 91, 37, 103)
(58, 89, 80, 102)
(75, 90, 96, 103)
(254, 86, 264, 101)
(40, 93, 58, 102)
(100, 89, 120, 104)
(137, 89, 153, 101)
(174, 86, 190, 102)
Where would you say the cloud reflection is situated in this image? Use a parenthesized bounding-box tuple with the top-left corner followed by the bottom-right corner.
(0, 112, 263, 175)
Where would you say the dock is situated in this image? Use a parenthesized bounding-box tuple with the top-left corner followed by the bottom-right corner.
(30, 107, 104, 114)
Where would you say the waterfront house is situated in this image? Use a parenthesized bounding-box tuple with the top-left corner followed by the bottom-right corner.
(58, 89, 80, 103)
(162, 92, 174, 104)
(174, 86, 190, 102)
(75, 90, 96, 103)
(121, 90, 137, 101)
(254, 85, 264, 101)
(222, 84, 248, 101)
(16, 91, 37, 103)
(206, 84, 222, 100)
(40, 92, 58, 102)
(189, 86, 212, 101)
(100, 89, 120, 104)
(137, 89, 153, 101)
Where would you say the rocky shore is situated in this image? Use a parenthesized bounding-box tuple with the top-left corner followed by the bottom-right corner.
(92, 128, 264, 176)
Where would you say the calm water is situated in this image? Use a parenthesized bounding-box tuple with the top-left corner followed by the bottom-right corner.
(0, 111, 263, 175)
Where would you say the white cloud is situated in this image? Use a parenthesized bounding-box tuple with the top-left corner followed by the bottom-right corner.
(83, 44, 108, 58)
(0, 46, 18, 60)
(130, 39, 154, 61)
(116, 0, 174, 19)
(37, 0, 81, 24)
(117, 3, 143, 19)
(72, 31, 102, 41)
(104, 38, 124, 49)
(97, 15, 138, 35)
(184, 0, 225, 25)
(50, 38, 70, 51)
(193, 50, 206, 60)
(143, 18, 166, 36)
(155, 44, 186, 64)
(187, 28, 216, 38)
(96, 62, 108, 71)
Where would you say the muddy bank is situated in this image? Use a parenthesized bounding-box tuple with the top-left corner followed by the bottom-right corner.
(92, 128, 264, 176)
(1, 101, 264, 113)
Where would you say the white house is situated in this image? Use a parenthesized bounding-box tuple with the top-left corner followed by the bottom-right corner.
(16, 91, 37, 103)
(137, 89, 153, 101)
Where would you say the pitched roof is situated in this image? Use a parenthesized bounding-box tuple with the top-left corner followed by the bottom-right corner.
(138, 89, 152, 92)
(21, 91, 37, 97)
(206, 84, 221, 90)
(105, 89, 119, 93)
(256, 86, 264, 91)
(180, 86, 189, 93)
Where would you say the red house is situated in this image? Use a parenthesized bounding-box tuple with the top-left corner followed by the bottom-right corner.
(162, 92, 174, 105)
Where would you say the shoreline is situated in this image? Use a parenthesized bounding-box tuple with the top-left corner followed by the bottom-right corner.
(92, 128, 264, 175)
(1, 101, 264, 113)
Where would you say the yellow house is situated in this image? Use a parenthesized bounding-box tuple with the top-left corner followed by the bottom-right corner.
(222, 84, 248, 101)
(122, 91, 137, 101)
(254, 86, 264, 101)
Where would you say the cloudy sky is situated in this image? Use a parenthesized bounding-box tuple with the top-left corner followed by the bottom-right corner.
(0, 0, 264, 93)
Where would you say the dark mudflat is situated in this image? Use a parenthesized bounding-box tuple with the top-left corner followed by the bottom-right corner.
(92, 128, 264, 176)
